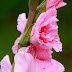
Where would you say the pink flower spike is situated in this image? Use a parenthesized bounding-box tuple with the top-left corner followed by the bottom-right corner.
(46, 0, 67, 10)
(17, 13, 28, 33)
(56, 2, 67, 9)
(0, 55, 12, 72)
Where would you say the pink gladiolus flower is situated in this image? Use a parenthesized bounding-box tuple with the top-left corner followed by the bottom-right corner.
(0, 55, 12, 72)
(14, 47, 65, 72)
(30, 8, 62, 52)
(0, 47, 64, 72)
(46, 0, 67, 10)
(12, 13, 27, 54)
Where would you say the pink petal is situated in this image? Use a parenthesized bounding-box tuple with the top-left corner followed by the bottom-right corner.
(51, 35, 62, 52)
(12, 34, 23, 54)
(36, 47, 53, 61)
(14, 50, 35, 72)
(17, 13, 27, 33)
(56, 2, 67, 9)
(34, 59, 65, 72)
(46, 0, 67, 10)
(1, 55, 12, 72)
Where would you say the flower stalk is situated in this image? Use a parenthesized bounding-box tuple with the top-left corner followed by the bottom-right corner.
(24, 0, 39, 32)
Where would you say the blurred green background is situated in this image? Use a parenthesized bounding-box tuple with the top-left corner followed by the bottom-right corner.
(0, 0, 72, 72)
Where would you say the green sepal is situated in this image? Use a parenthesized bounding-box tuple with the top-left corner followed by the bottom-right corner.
(34, 0, 46, 22)
(18, 25, 32, 49)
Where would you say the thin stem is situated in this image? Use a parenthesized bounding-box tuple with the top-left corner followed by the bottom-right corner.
(24, 0, 39, 32)
(24, 10, 35, 32)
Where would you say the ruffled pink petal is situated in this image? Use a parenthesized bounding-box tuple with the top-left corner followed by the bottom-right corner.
(14, 50, 35, 72)
(36, 8, 57, 24)
(17, 13, 27, 33)
(56, 2, 67, 9)
(46, 0, 67, 10)
(51, 35, 62, 52)
(1, 55, 12, 72)
(34, 59, 65, 72)
(12, 34, 23, 54)
(36, 47, 53, 61)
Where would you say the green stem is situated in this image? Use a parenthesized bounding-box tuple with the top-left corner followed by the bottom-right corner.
(24, 0, 39, 32)
(24, 10, 35, 32)
(12, 63, 15, 72)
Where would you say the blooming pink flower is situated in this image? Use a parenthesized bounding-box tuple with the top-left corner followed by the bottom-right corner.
(46, 0, 67, 10)
(30, 8, 62, 52)
(0, 47, 65, 72)
(12, 13, 27, 54)
(14, 47, 65, 72)
(0, 55, 12, 72)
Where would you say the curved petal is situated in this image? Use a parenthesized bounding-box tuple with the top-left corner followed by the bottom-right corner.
(14, 51, 35, 72)
(12, 34, 23, 54)
(46, 0, 67, 10)
(17, 13, 27, 33)
(34, 59, 65, 72)
(36, 47, 53, 61)
(1, 55, 12, 72)
(51, 35, 62, 52)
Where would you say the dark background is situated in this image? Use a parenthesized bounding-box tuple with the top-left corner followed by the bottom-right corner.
(0, 0, 72, 72)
